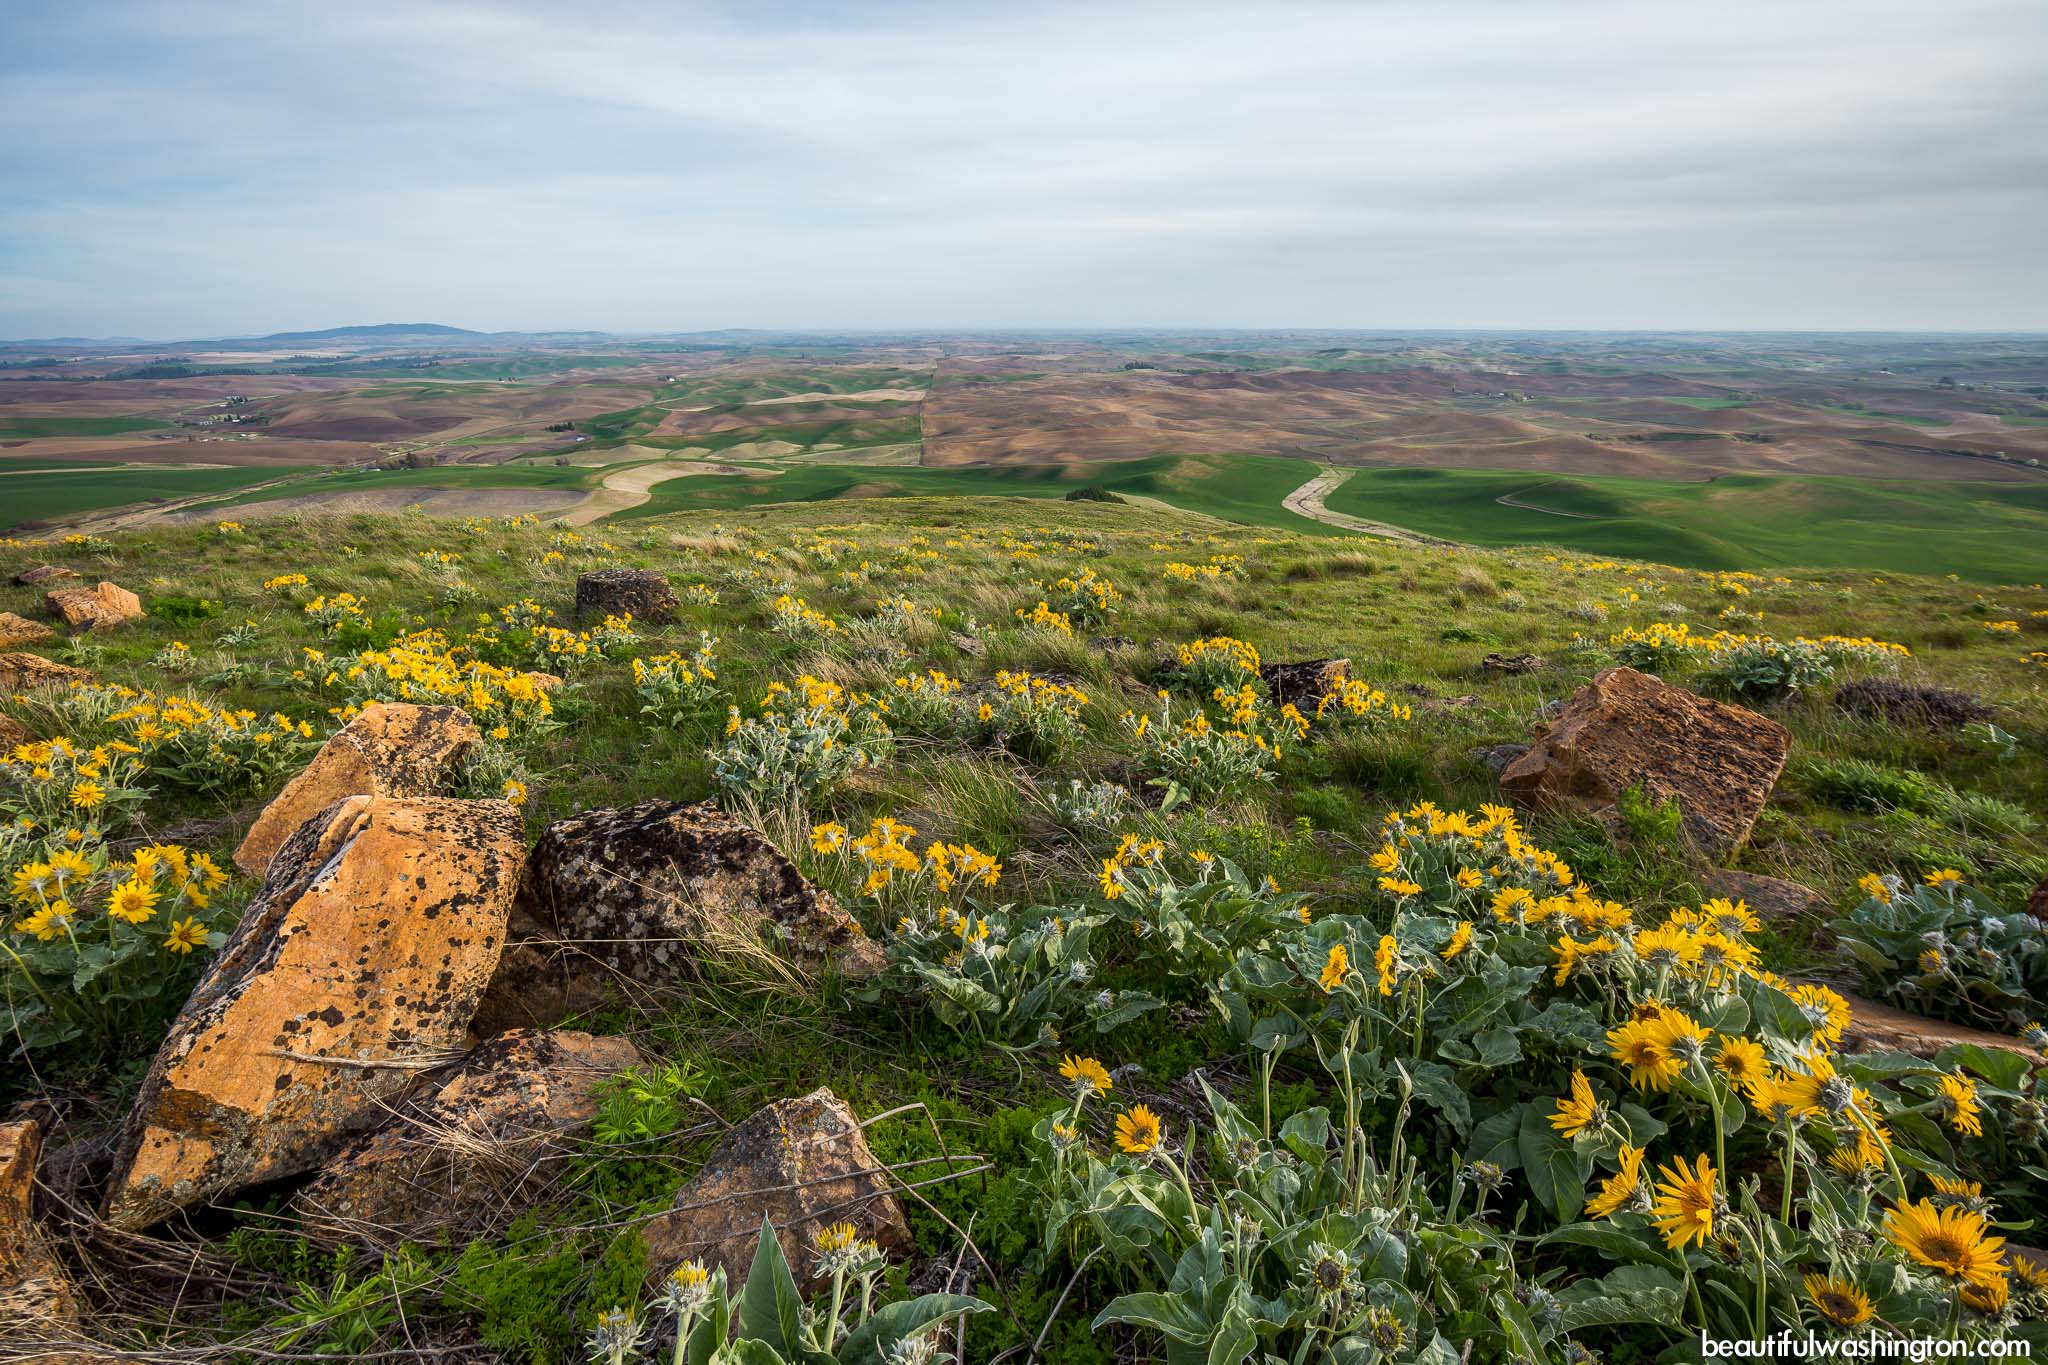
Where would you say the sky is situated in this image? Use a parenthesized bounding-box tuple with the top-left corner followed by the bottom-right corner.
(2, 0, 2045, 339)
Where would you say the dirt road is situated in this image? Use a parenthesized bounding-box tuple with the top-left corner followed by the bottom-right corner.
(555, 460, 747, 527)
(1280, 467, 1459, 547)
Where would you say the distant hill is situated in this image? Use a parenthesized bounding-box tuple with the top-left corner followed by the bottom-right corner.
(250, 323, 484, 343)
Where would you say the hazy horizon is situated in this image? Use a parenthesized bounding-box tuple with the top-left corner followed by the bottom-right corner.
(14, 323, 2048, 347)
(5, 0, 2045, 338)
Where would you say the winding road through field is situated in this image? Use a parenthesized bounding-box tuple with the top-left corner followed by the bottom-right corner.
(556, 459, 748, 526)
(1280, 466, 1460, 547)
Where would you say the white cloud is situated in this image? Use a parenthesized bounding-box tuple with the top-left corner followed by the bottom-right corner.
(2, 0, 2044, 334)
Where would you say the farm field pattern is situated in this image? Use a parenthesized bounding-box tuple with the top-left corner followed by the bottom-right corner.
(3, 327, 2045, 580)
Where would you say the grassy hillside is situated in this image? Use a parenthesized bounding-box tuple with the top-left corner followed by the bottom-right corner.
(0, 463, 313, 525)
(620, 451, 1334, 533)
(1325, 467, 2048, 582)
(0, 415, 175, 437)
(5, 498, 2045, 1363)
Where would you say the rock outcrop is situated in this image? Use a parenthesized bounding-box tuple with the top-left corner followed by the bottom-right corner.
(103, 795, 525, 1230)
(0, 1120, 76, 1330)
(1700, 869, 1823, 923)
(232, 702, 480, 877)
(640, 1088, 910, 1290)
(0, 613, 53, 649)
(43, 582, 142, 630)
(1837, 991, 2044, 1061)
(1499, 667, 1790, 857)
(1832, 679, 1991, 731)
(474, 800, 883, 1034)
(574, 568, 674, 624)
(0, 654, 92, 693)
(1259, 658, 1350, 711)
(293, 1028, 639, 1244)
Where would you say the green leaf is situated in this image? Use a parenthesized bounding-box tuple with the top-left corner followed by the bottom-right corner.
(1278, 1107, 1331, 1163)
(1472, 1026, 1523, 1068)
(1748, 978, 1814, 1047)
(1941, 1043, 2029, 1092)
(839, 1295, 991, 1365)
(1614, 1102, 1668, 1147)
(1094, 990, 1166, 1033)
(1406, 1061, 1473, 1138)
(1516, 1101, 1588, 1222)
(1539, 1220, 1678, 1272)
(1557, 1264, 1685, 1330)
(1467, 1106, 1522, 1170)
(1205, 1304, 1258, 1365)
(736, 1217, 806, 1358)
(1094, 1291, 1215, 1344)
(724, 1340, 791, 1365)
(1517, 999, 1606, 1048)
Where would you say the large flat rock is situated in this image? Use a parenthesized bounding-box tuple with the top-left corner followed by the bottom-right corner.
(1501, 666, 1790, 857)
(103, 795, 525, 1230)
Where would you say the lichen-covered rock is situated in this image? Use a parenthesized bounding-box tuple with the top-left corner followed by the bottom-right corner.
(0, 717, 28, 752)
(473, 800, 882, 1034)
(43, 582, 142, 630)
(640, 1088, 910, 1290)
(0, 613, 53, 649)
(233, 702, 480, 877)
(1500, 666, 1790, 857)
(102, 795, 525, 1230)
(574, 568, 674, 624)
(0, 654, 92, 693)
(1259, 658, 1349, 711)
(1481, 652, 1546, 675)
(1832, 679, 1992, 730)
(2027, 873, 2047, 924)
(11, 566, 74, 588)
(292, 1028, 639, 1244)
(0, 1119, 77, 1330)
(1700, 869, 1823, 923)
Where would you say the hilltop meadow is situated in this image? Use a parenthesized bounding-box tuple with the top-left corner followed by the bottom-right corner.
(1, 494, 2044, 1363)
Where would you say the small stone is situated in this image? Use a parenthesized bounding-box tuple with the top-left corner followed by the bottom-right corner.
(639, 1088, 911, 1291)
(43, 582, 143, 630)
(1476, 743, 1530, 776)
(11, 566, 75, 588)
(102, 795, 526, 1230)
(1481, 652, 1545, 675)
(233, 701, 481, 877)
(0, 613, 53, 649)
(1500, 666, 1790, 858)
(574, 568, 674, 624)
(1259, 658, 1350, 711)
